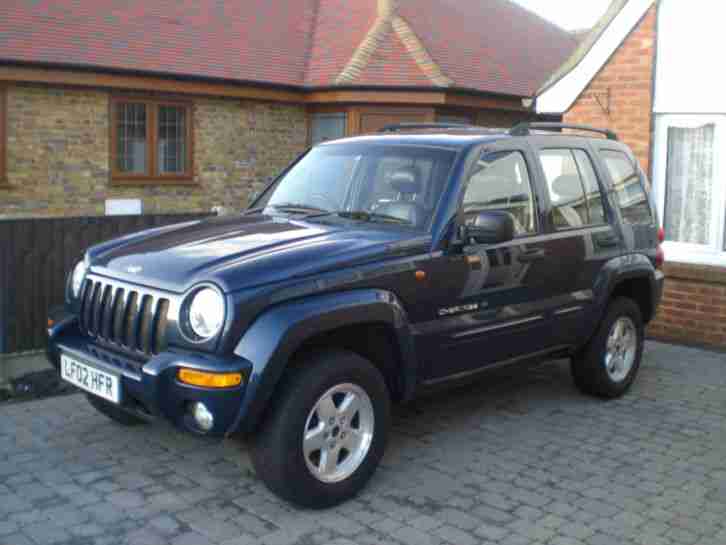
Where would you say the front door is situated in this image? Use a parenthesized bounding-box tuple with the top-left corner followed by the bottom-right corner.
(419, 143, 558, 381)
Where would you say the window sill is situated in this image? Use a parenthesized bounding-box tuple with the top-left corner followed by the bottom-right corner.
(110, 177, 198, 187)
(661, 243, 726, 270)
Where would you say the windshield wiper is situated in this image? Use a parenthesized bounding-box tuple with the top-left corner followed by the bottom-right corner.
(336, 211, 410, 225)
(266, 203, 331, 216)
(243, 206, 266, 216)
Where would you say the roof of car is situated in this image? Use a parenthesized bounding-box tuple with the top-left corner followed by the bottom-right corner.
(322, 121, 621, 149)
(319, 131, 513, 150)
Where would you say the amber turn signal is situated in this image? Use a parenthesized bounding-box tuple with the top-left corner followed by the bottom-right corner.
(178, 368, 243, 388)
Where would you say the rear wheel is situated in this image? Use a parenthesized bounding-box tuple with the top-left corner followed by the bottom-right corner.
(571, 297, 644, 398)
(86, 394, 146, 426)
(250, 349, 390, 508)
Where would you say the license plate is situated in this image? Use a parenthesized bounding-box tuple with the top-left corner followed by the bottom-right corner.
(60, 354, 120, 404)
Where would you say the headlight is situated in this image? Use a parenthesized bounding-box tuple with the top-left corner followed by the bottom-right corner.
(185, 287, 226, 341)
(70, 261, 88, 298)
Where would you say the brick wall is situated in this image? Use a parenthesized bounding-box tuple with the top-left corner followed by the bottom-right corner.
(564, 6, 656, 174)
(0, 84, 308, 217)
(648, 263, 726, 348)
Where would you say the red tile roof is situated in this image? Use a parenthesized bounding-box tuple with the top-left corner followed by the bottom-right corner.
(305, 0, 379, 86)
(398, 0, 580, 96)
(0, 0, 577, 98)
(350, 25, 432, 87)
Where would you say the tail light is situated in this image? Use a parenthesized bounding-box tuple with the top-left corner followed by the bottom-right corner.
(655, 227, 665, 269)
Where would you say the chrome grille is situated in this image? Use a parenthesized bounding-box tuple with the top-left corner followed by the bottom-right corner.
(79, 278, 171, 356)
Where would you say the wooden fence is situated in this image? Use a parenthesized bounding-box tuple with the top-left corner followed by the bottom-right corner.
(0, 214, 212, 354)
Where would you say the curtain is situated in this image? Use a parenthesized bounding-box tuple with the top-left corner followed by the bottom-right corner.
(665, 124, 715, 245)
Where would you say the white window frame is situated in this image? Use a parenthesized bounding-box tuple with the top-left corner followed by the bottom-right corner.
(652, 113, 726, 266)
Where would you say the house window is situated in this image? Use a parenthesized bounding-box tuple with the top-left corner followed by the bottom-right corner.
(111, 98, 193, 183)
(310, 113, 346, 146)
(0, 87, 6, 185)
(653, 114, 726, 265)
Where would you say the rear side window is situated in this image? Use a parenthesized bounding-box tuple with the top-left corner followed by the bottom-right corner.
(538, 149, 606, 230)
(463, 150, 537, 235)
(601, 150, 653, 225)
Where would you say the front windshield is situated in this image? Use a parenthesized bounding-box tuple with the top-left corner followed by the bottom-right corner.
(254, 143, 457, 230)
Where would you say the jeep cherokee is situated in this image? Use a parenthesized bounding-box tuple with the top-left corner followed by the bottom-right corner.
(47, 122, 665, 508)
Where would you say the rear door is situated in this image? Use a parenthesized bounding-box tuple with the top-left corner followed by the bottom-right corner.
(528, 137, 622, 347)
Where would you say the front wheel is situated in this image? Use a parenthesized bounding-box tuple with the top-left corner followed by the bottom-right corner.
(250, 350, 391, 508)
(571, 297, 644, 399)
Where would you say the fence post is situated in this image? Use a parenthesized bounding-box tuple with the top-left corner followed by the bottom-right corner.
(0, 221, 8, 388)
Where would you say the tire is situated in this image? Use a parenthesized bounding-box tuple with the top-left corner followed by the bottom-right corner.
(571, 297, 644, 399)
(86, 394, 146, 426)
(250, 349, 391, 509)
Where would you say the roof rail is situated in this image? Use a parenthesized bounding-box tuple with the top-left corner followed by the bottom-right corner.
(379, 122, 474, 133)
(510, 122, 619, 141)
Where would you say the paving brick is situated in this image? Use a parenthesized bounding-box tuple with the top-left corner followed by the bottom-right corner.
(392, 526, 438, 545)
(1, 342, 725, 545)
(22, 521, 70, 544)
(433, 525, 477, 545)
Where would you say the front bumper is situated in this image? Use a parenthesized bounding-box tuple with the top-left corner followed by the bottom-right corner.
(47, 310, 252, 438)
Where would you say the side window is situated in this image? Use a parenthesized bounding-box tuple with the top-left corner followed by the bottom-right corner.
(601, 150, 653, 225)
(539, 149, 589, 229)
(463, 150, 536, 235)
(573, 149, 607, 225)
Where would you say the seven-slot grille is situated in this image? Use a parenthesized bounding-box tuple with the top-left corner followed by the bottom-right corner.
(79, 278, 170, 356)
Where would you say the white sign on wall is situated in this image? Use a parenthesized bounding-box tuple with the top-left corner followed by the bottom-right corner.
(105, 199, 143, 216)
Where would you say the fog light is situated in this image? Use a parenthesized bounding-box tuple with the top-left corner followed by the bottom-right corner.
(191, 402, 214, 431)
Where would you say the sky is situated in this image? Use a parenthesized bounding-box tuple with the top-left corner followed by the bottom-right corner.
(510, 0, 612, 31)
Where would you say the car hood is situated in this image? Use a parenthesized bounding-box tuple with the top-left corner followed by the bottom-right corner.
(87, 215, 425, 293)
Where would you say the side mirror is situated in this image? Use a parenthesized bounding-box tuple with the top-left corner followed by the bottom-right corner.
(460, 211, 515, 245)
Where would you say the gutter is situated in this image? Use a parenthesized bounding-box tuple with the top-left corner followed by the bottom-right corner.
(0, 59, 530, 103)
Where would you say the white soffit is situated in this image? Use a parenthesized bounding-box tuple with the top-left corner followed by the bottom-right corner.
(536, 0, 654, 115)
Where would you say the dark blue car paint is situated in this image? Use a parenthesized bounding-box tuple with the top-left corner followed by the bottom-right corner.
(232, 289, 415, 434)
(48, 131, 665, 438)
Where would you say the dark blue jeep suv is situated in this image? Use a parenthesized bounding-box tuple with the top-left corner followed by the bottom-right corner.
(48, 122, 664, 508)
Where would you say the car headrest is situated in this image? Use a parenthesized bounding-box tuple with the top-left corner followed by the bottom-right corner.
(552, 175, 583, 201)
(389, 166, 422, 195)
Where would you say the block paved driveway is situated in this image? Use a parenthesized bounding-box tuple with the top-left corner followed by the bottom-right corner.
(2, 341, 726, 545)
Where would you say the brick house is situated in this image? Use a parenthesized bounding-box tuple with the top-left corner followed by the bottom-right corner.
(536, 0, 726, 350)
(0, 0, 576, 218)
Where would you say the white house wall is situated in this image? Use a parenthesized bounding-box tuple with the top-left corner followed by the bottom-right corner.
(654, 0, 726, 114)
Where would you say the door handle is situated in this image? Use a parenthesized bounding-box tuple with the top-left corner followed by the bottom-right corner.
(518, 248, 546, 263)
